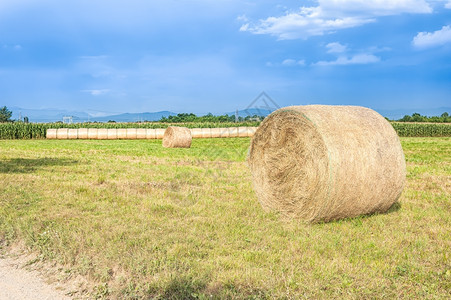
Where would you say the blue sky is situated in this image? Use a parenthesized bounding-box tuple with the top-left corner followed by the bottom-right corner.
(1, 0, 450, 115)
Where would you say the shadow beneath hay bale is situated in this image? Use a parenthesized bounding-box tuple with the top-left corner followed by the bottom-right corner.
(159, 276, 270, 299)
(0, 157, 79, 174)
(162, 276, 207, 300)
(323, 202, 402, 225)
(386, 201, 402, 214)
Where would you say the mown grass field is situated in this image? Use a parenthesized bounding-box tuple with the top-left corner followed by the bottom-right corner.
(0, 137, 450, 299)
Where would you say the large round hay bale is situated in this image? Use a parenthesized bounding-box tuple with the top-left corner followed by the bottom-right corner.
(136, 128, 147, 139)
(201, 128, 212, 138)
(97, 129, 108, 140)
(248, 105, 406, 223)
(68, 129, 78, 139)
(78, 128, 88, 139)
(117, 129, 127, 139)
(56, 128, 68, 139)
(191, 128, 203, 138)
(162, 126, 192, 148)
(87, 128, 98, 139)
(126, 128, 137, 139)
(107, 129, 117, 140)
(46, 129, 57, 139)
(146, 129, 156, 139)
(155, 129, 165, 139)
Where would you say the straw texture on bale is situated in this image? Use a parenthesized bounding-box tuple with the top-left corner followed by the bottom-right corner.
(162, 126, 192, 148)
(87, 128, 98, 139)
(57, 128, 68, 139)
(78, 128, 88, 139)
(68, 129, 78, 139)
(155, 129, 165, 139)
(248, 105, 406, 223)
(46, 129, 57, 139)
(97, 129, 108, 140)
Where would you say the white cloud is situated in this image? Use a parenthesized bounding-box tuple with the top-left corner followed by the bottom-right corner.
(236, 14, 248, 22)
(315, 42, 381, 65)
(1, 44, 22, 50)
(242, 7, 374, 40)
(241, 0, 432, 40)
(319, 0, 432, 16)
(266, 59, 306, 67)
(282, 59, 306, 66)
(326, 42, 347, 53)
(82, 89, 110, 96)
(445, 1, 451, 9)
(412, 25, 451, 48)
(315, 53, 380, 66)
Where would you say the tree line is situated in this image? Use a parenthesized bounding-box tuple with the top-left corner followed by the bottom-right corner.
(396, 112, 450, 123)
(158, 113, 263, 123)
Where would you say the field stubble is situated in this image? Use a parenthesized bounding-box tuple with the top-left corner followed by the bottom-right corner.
(0, 137, 450, 298)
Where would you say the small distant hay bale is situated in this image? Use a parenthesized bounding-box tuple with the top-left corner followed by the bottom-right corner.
(210, 128, 222, 138)
(238, 127, 249, 137)
(78, 128, 88, 139)
(126, 128, 137, 139)
(156, 129, 166, 139)
(191, 128, 203, 138)
(117, 129, 127, 139)
(248, 105, 406, 223)
(162, 126, 192, 148)
(57, 128, 68, 139)
(146, 129, 156, 139)
(107, 129, 117, 140)
(228, 127, 238, 137)
(219, 128, 230, 138)
(201, 128, 212, 138)
(87, 128, 98, 139)
(68, 129, 78, 139)
(97, 129, 108, 140)
(46, 129, 57, 139)
(248, 127, 258, 137)
(136, 128, 147, 139)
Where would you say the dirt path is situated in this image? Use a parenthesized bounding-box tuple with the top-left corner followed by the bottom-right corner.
(0, 256, 70, 300)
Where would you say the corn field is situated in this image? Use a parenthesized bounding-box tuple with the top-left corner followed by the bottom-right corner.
(391, 122, 451, 137)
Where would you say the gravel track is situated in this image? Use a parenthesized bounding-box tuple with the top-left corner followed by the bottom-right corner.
(0, 256, 70, 300)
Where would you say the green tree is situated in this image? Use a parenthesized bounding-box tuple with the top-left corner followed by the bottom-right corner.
(0, 106, 12, 122)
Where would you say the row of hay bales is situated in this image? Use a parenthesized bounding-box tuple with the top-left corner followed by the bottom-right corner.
(46, 127, 258, 139)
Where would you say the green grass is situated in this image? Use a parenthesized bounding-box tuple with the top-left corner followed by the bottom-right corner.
(0, 138, 450, 299)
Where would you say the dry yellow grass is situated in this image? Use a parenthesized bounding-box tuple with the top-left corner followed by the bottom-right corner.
(0, 137, 449, 298)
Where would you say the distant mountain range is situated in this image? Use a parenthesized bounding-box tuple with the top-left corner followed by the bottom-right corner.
(9, 106, 451, 123)
(10, 107, 178, 123)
